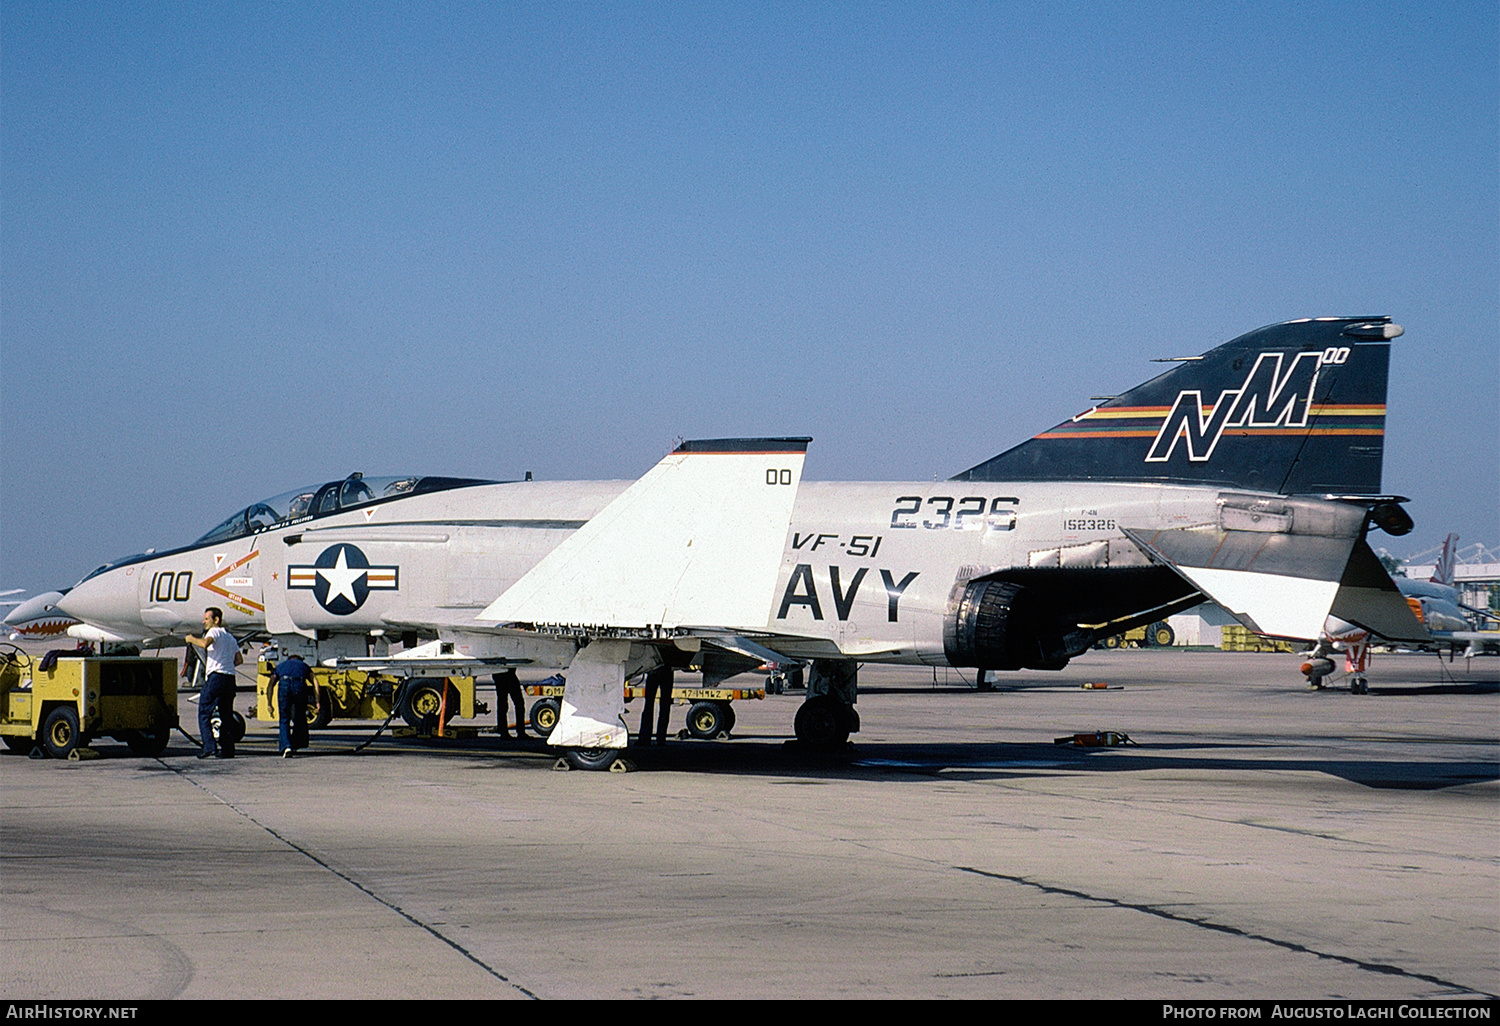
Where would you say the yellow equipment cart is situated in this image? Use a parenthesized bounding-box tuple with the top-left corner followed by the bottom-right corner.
(0, 649, 177, 759)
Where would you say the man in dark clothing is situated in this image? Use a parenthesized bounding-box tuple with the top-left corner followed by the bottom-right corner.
(494, 669, 526, 740)
(636, 664, 673, 746)
(271, 652, 316, 758)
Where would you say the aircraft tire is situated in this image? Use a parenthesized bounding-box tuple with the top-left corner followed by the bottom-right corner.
(721, 702, 736, 734)
(563, 747, 618, 771)
(686, 701, 727, 740)
(309, 699, 333, 730)
(42, 706, 81, 759)
(793, 696, 849, 748)
(125, 728, 170, 757)
(210, 710, 247, 744)
(530, 698, 561, 736)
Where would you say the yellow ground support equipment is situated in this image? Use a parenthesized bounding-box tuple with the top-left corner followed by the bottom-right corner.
(1097, 620, 1176, 650)
(0, 649, 177, 759)
(524, 678, 764, 739)
(1219, 625, 1297, 653)
(254, 659, 479, 732)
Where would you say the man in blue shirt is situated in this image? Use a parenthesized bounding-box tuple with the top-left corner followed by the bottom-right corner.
(271, 652, 317, 758)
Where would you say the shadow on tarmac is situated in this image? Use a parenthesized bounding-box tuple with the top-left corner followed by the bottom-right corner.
(107, 725, 1490, 793)
(14, 704, 1496, 793)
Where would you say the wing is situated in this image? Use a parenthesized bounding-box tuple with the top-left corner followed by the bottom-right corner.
(480, 438, 809, 631)
(473, 437, 809, 750)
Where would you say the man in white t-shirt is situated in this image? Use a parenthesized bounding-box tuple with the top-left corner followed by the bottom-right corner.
(186, 607, 241, 759)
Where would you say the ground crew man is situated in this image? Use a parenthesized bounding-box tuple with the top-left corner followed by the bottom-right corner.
(186, 607, 241, 759)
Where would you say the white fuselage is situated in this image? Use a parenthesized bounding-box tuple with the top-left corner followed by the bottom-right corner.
(57, 477, 1224, 668)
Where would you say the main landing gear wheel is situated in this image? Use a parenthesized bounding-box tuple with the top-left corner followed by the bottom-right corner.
(793, 696, 850, 748)
(562, 748, 620, 771)
(1350, 676, 1369, 695)
(42, 706, 81, 759)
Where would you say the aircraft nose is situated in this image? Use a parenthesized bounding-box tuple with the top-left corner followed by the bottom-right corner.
(54, 571, 142, 631)
(3, 591, 65, 627)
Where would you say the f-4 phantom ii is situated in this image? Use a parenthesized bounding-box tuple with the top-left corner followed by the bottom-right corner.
(54, 316, 1430, 767)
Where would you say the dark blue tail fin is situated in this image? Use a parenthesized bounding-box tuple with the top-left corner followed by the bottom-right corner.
(954, 317, 1398, 496)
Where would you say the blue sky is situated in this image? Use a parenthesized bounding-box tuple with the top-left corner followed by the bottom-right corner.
(2, 1, 1496, 594)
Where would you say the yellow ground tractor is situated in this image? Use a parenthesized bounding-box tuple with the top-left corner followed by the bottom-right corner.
(0, 648, 177, 759)
(254, 659, 480, 732)
(525, 676, 764, 740)
(1096, 621, 1176, 650)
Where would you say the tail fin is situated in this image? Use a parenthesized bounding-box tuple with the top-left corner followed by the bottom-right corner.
(1431, 533, 1459, 586)
(955, 317, 1399, 496)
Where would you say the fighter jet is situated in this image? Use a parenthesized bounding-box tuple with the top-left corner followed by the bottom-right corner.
(2, 590, 81, 641)
(1301, 534, 1499, 692)
(55, 316, 1425, 767)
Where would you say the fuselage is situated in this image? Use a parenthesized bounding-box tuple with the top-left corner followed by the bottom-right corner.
(56, 473, 1237, 667)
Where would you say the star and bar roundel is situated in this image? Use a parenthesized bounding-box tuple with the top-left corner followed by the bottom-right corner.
(288, 544, 399, 615)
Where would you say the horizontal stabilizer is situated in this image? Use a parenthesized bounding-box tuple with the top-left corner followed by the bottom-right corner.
(1123, 506, 1366, 640)
(1327, 540, 1428, 643)
(481, 438, 809, 629)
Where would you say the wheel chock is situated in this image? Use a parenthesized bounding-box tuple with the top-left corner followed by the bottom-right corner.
(553, 753, 636, 772)
(1054, 731, 1136, 747)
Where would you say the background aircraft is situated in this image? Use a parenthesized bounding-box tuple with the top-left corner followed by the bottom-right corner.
(1301, 534, 1500, 692)
(2, 590, 81, 642)
(53, 317, 1424, 767)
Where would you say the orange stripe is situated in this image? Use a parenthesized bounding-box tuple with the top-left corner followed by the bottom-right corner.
(1035, 430, 1160, 439)
(1035, 427, 1384, 440)
(199, 551, 265, 613)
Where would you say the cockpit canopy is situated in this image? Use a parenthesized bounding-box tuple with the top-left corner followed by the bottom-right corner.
(193, 474, 496, 545)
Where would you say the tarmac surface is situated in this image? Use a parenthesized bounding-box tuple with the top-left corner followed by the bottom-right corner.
(1, 646, 1495, 1000)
